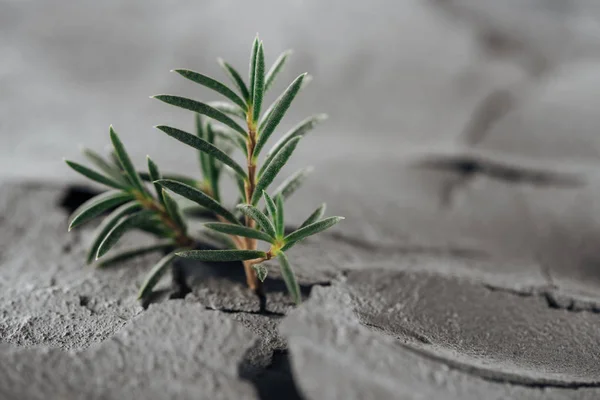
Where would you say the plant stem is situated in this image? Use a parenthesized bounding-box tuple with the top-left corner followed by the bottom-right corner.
(136, 193, 194, 248)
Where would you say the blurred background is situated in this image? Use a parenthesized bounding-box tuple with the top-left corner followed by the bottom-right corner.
(3, 0, 600, 183)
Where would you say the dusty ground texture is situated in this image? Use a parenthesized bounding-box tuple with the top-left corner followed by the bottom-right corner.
(4, 0, 600, 398)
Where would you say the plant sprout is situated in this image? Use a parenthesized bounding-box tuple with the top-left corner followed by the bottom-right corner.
(65, 36, 344, 304)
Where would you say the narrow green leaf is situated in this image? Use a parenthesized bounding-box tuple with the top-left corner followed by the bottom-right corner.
(156, 179, 240, 225)
(263, 191, 277, 221)
(65, 160, 128, 190)
(206, 123, 221, 202)
(217, 58, 250, 102)
(259, 114, 327, 176)
(69, 190, 133, 231)
(155, 125, 247, 179)
(86, 201, 142, 264)
(265, 50, 292, 92)
(96, 241, 175, 268)
(137, 217, 174, 238)
(162, 189, 187, 231)
(96, 210, 156, 258)
(299, 203, 326, 229)
(81, 148, 127, 183)
(173, 69, 247, 110)
(137, 250, 178, 299)
(223, 165, 247, 199)
(251, 136, 302, 204)
(176, 249, 266, 262)
(208, 101, 246, 119)
(204, 222, 275, 243)
(146, 155, 164, 203)
(252, 42, 265, 123)
(152, 95, 247, 138)
(271, 166, 313, 201)
(277, 252, 301, 304)
(283, 216, 344, 250)
(199, 228, 238, 249)
(109, 126, 146, 193)
(275, 194, 285, 237)
(254, 73, 306, 157)
(249, 36, 260, 104)
(237, 204, 276, 238)
(212, 125, 247, 154)
(253, 264, 268, 282)
(139, 171, 200, 188)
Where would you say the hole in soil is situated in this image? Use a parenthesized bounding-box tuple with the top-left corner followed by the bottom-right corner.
(58, 185, 101, 214)
(239, 349, 303, 400)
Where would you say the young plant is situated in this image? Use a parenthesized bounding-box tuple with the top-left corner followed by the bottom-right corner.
(66, 36, 343, 304)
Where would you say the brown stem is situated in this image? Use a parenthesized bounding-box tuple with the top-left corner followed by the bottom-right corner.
(137, 193, 194, 248)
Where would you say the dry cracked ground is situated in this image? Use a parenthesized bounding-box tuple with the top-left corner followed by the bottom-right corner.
(3, 0, 600, 399)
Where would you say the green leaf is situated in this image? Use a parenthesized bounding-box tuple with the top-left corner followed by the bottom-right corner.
(81, 148, 127, 183)
(176, 249, 266, 262)
(96, 241, 175, 268)
(249, 36, 260, 104)
(262, 191, 277, 221)
(253, 264, 268, 282)
(208, 101, 246, 119)
(252, 42, 265, 123)
(254, 73, 306, 157)
(251, 136, 302, 204)
(155, 125, 247, 179)
(259, 114, 327, 176)
(68, 190, 133, 231)
(275, 194, 285, 237)
(152, 95, 247, 138)
(217, 58, 250, 102)
(204, 222, 275, 243)
(237, 204, 276, 238)
(156, 179, 240, 225)
(271, 166, 313, 201)
(282, 216, 344, 251)
(86, 201, 142, 264)
(205, 123, 221, 202)
(212, 125, 247, 154)
(265, 50, 292, 92)
(137, 250, 178, 299)
(299, 203, 326, 229)
(199, 228, 238, 249)
(139, 171, 200, 188)
(146, 155, 164, 203)
(162, 189, 187, 231)
(96, 210, 156, 258)
(173, 69, 247, 110)
(277, 252, 301, 304)
(109, 126, 146, 193)
(65, 160, 128, 191)
(223, 165, 247, 199)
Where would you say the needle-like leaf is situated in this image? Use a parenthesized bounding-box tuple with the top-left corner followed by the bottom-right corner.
(86, 201, 142, 264)
(217, 58, 250, 102)
(156, 179, 240, 225)
(272, 166, 313, 200)
(282, 216, 344, 251)
(146, 155, 164, 203)
(81, 147, 127, 183)
(68, 190, 133, 231)
(237, 204, 277, 238)
(96, 241, 175, 268)
(208, 101, 246, 119)
(176, 249, 267, 262)
(173, 69, 247, 110)
(263, 191, 277, 221)
(162, 189, 187, 231)
(251, 136, 302, 204)
(265, 50, 292, 92)
(96, 210, 156, 259)
(249, 36, 260, 104)
(139, 171, 200, 188)
(65, 160, 128, 190)
(277, 252, 301, 304)
(204, 222, 275, 243)
(275, 194, 285, 238)
(212, 125, 247, 154)
(152, 95, 247, 138)
(109, 126, 147, 193)
(137, 250, 179, 299)
(260, 114, 327, 176)
(252, 42, 265, 123)
(299, 203, 326, 229)
(254, 73, 306, 156)
(155, 125, 247, 179)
